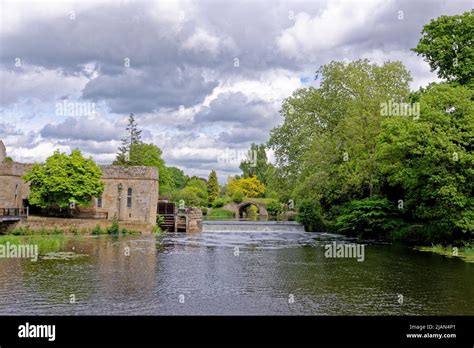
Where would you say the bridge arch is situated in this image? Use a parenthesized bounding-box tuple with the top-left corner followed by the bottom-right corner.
(237, 201, 268, 218)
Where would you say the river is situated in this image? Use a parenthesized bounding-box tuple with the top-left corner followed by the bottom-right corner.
(0, 227, 472, 315)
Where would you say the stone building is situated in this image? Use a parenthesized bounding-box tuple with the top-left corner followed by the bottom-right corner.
(0, 140, 159, 225)
(0, 146, 32, 209)
(95, 165, 158, 224)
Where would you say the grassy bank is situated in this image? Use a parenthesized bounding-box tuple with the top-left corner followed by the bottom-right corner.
(415, 244, 474, 263)
(207, 208, 235, 219)
(0, 234, 69, 254)
(7, 224, 140, 236)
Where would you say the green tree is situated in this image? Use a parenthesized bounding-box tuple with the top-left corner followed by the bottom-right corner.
(172, 176, 209, 207)
(239, 143, 272, 185)
(377, 83, 473, 236)
(207, 170, 219, 204)
(116, 142, 171, 195)
(23, 149, 104, 208)
(412, 9, 474, 86)
(167, 167, 188, 192)
(335, 196, 403, 239)
(115, 113, 143, 164)
(270, 60, 411, 223)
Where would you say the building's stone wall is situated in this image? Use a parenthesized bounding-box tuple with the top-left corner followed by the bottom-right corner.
(93, 165, 159, 225)
(0, 161, 32, 208)
(0, 142, 159, 225)
(0, 141, 6, 163)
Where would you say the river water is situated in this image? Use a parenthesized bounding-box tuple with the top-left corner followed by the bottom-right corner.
(0, 229, 472, 315)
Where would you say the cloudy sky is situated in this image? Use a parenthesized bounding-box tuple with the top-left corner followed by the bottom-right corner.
(0, 0, 471, 180)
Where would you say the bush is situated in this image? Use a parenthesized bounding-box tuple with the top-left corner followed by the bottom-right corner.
(172, 186, 206, 207)
(297, 199, 325, 232)
(232, 192, 244, 204)
(201, 207, 208, 215)
(266, 200, 284, 216)
(335, 196, 403, 239)
(156, 214, 165, 227)
(208, 208, 235, 219)
(107, 216, 120, 235)
(212, 197, 227, 208)
(92, 225, 104, 235)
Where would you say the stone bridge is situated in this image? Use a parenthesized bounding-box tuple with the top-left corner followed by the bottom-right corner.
(223, 200, 268, 218)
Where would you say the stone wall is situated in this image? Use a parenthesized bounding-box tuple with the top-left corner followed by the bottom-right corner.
(8, 216, 154, 233)
(94, 165, 159, 225)
(187, 207, 203, 233)
(0, 161, 32, 208)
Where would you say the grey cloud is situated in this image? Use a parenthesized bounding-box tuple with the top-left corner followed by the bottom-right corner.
(82, 67, 218, 112)
(218, 127, 268, 144)
(194, 92, 277, 128)
(0, 123, 23, 137)
(41, 117, 121, 141)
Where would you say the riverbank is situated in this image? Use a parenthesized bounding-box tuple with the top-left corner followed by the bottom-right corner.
(415, 244, 474, 263)
(0, 216, 155, 234)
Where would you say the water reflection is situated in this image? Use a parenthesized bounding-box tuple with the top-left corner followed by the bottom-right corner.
(0, 232, 472, 315)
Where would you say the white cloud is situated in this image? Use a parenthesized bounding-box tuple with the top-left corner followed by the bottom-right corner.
(182, 28, 222, 56)
(277, 0, 390, 60)
(0, 66, 88, 105)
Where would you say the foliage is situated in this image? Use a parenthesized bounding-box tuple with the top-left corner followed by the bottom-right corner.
(232, 192, 244, 204)
(207, 208, 235, 219)
(377, 83, 474, 237)
(156, 214, 165, 227)
(115, 142, 171, 195)
(207, 170, 219, 204)
(0, 235, 67, 254)
(23, 149, 104, 209)
(412, 9, 473, 85)
(335, 197, 404, 239)
(115, 113, 142, 164)
(172, 185, 207, 207)
(296, 199, 325, 232)
(269, 59, 412, 210)
(107, 216, 120, 234)
(212, 197, 228, 208)
(92, 225, 105, 235)
(227, 175, 266, 198)
(245, 205, 258, 219)
(416, 244, 474, 263)
(239, 143, 273, 185)
(166, 167, 188, 193)
(113, 116, 178, 196)
(266, 200, 284, 217)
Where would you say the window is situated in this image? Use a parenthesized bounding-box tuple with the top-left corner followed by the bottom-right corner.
(127, 188, 132, 208)
(97, 196, 102, 208)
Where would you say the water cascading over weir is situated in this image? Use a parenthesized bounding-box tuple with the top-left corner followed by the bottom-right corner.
(202, 220, 305, 233)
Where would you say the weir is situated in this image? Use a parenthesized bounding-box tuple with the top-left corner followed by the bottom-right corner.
(202, 220, 305, 233)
